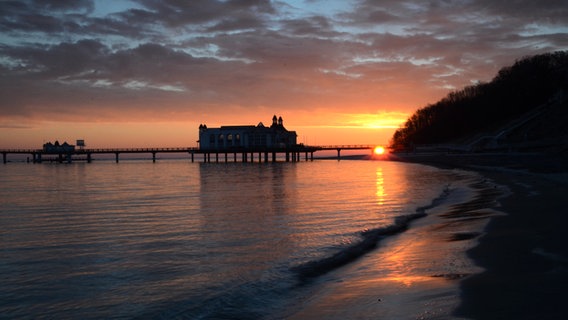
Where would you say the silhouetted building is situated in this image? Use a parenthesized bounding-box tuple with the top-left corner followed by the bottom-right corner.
(43, 140, 75, 153)
(198, 115, 297, 150)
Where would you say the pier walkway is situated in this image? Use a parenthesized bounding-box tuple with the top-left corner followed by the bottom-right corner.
(1, 145, 376, 164)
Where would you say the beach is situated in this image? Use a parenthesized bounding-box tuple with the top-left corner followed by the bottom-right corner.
(458, 169, 568, 319)
(390, 152, 568, 319)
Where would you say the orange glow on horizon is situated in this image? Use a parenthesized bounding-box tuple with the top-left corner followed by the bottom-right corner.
(0, 111, 407, 148)
(345, 112, 408, 129)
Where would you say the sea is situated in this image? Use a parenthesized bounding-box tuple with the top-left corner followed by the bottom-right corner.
(0, 158, 503, 319)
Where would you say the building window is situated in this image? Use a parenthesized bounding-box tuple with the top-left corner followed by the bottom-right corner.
(227, 134, 233, 146)
(235, 134, 241, 146)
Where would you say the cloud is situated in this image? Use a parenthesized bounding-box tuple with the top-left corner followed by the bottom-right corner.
(0, 0, 567, 129)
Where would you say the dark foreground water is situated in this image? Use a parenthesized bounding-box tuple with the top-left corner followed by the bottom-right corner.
(0, 160, 492, 319)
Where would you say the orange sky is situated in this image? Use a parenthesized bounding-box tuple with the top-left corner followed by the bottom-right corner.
(1, 1, 567, 148)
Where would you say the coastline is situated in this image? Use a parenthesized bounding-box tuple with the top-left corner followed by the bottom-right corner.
(389, 152, 568, 319)
(277, 161, 505, 319)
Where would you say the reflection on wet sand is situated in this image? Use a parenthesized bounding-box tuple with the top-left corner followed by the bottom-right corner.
(287, 176, 499, 320)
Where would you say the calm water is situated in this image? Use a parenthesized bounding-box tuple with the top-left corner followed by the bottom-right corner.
(0, 160, 482, 319)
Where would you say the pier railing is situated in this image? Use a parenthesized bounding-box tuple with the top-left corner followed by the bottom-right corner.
(314, 145, 375, 150)
(0, 149, 42, 153)
(1, 144, 376, 163)
(73, 147, 199, 153)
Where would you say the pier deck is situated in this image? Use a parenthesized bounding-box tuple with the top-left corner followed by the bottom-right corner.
(1, 145, 376, 163)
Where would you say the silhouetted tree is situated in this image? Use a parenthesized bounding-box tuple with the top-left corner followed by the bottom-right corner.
(390, 51, 568, 150)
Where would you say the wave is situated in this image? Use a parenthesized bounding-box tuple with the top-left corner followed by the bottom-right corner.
(291, 186, 452, 280)
(140, 187, 455, 320)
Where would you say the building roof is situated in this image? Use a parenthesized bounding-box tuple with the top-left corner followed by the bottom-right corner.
(219, 125, 257, 130)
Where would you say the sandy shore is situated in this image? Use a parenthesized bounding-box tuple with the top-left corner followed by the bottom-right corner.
(278, 162, 505, 319)
(390, 152, 568, 319)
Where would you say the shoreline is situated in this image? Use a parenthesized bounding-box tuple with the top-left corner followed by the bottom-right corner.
(388, 152, 568, 319)
(280, 164, 502, 319)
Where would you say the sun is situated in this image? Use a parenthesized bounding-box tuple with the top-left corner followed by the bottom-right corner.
(374, 146, 386, 155)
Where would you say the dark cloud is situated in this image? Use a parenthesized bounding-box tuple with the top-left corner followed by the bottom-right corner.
(206, 14, 267, 32)
(280, 16, 337, 36)
(473, 0, 568, 22)
(132, 0, 275, 28)
(30, 0, 94, 11)
(0, 0, 93, 32)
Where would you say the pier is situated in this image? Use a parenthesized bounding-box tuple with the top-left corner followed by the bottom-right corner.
(1, 116, 379, 164)
(1, 145, 376, 164)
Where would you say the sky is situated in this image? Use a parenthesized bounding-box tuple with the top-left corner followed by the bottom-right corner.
(1, 0, 567, 148)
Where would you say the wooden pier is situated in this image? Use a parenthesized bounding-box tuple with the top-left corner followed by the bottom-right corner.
(1, 145, 375, 164)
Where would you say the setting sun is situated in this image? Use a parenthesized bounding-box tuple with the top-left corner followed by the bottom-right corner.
(374, 146, 386, 155)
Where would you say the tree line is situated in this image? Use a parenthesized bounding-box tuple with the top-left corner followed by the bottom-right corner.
(390, 51, 568, 150)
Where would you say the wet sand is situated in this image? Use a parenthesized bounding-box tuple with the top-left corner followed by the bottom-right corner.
(281, 168, 506, 319)
(391, 152, 568, 319)
(456, 171, 568, 319)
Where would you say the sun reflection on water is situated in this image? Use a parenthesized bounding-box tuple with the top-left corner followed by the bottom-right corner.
(376, 167, 385, 206)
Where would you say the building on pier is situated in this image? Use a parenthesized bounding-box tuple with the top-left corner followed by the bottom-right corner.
(198, 115, 297, 151)
(43, 140, 75, 153)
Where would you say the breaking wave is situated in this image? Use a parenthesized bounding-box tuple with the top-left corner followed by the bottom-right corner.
(291, 186, 452, 279)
